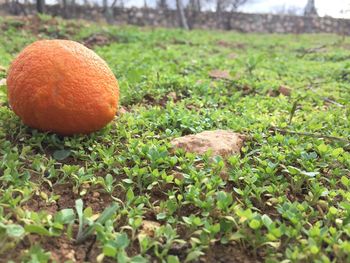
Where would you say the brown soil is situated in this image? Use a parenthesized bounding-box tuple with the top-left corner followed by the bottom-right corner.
(268, 85, 292, 97)
(11, 183, 116, 263)
(203, 243, 257, 263)
(2, 15, 80, 39)
(22, 182, 114, 215)
(83, 33, 114, 48)
(216, 40, 247, 50)
(141, 91, 180, 107)
(4, 232, 101, 263)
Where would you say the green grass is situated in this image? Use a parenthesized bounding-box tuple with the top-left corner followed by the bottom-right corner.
(0, 15, 349, 263)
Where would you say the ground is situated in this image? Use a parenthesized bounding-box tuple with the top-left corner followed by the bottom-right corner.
(0, 14, 349, 263)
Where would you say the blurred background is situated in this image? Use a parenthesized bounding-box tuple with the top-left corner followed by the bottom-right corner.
(0, 0, 350, 33)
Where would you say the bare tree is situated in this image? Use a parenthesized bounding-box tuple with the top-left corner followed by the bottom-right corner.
(157, 0, 167, 9)
(304, 0, 318, 16)
(62, 0, 66, 16)
(188, 0, 201, 12)
(8, 0, 27, 15)
(176, 0, 189, 30)
(273, 5, 303, 16)
(36, 0, 45, 13)
(216, 0, 248, 13)
(102, 0, 112, 22)
(216, 0, 249, 28)
(83, 0, 91, 7)
(71, 0, 76, 17)
(230, 0, 248, 11)
(102, 0, 121, 23)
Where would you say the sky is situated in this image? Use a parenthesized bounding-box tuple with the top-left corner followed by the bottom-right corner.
(119, 0, 350, 19)
(240, 0, 350, 18)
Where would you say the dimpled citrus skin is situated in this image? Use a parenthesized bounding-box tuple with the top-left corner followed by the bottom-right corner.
(7, 39, 119, 136)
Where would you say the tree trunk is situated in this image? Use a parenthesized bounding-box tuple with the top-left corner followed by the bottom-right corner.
(176, 0, 189, 30)
(304, 0, 318, 16)
(216, 0, 223, 28)
(158, 0, 167, 9)
(62, 0, 68, 18)
(71, 0, 76, 18)
(110, 0, 118, 8)
(103, 0, 114, 23)
(196, 0, 201, 12)
(36, 0, 45, 13)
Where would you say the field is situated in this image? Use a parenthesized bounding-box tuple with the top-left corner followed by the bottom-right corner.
(0, 15, 349, 262)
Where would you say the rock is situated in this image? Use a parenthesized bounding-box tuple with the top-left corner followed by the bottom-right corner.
(208, 70, 232, 81)
(171, 130, 245, 158)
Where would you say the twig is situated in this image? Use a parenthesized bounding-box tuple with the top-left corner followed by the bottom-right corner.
(297, 44, 328, 58)
(323, 97, 344, 107)
(306, 79, 344, 108)
(270, 127, 350, 144)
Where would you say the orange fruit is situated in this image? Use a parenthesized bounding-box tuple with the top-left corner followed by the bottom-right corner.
(7, 39, 119, 136)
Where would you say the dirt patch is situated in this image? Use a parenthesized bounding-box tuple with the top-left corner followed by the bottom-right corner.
(171, 39, 198, 46)
(23, 182, 114, 214)
(55, 183, 114, 213)
(17, 184, 116, 262)
(1, 231, 99, 263)
(141, 91, 181, 107)
(268, 85, 292, 97)
(240, 85, 255, 96)
(83, 189, 114, 213)
(216, 40, 246, 50)
(2, 16, 80, 39)
(23, 189, 59, 214)
(177, 203, 201, 218)
(83, 33, 114, 48)
(203, 243, 256, 263)
(43, 234, 92, 262)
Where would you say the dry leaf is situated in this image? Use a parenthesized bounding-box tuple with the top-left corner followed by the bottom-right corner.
(267, 89, 278, 97)
(139, 220, 160, 237)
(278, 85, 292, 96)
(168, 92, 177, 101)
(227, 53, 238, 59)
(118, 106, 128, 115)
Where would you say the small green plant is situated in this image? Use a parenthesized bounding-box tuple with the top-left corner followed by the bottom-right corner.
(0, 16, 349, 262)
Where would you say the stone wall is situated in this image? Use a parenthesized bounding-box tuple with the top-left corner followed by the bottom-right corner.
(2, 4, 350, 35)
